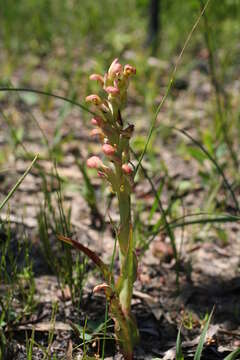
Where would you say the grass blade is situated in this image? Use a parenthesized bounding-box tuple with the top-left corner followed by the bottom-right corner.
(193, 308, 214, 360)
(224, 348, 240, 360)
(176, 326, 184, 360)
(157, 213, 240, 234)
(135, 0, 211, 176)
(57, 235, 111, 283)
(0, 87, 95, 115)
(171, 126, 239, 213)
(0, 154, 38, 212)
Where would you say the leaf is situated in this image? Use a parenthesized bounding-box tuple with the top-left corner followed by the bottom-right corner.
(148, 182, 164, 221)
(176, 326, 184, 360)
(69, 323, 92, 341)
(193, 308, 214, 360)
(171, 126, 239, 213)
(57, 235, 111, 282)
(186, 146, 207, 164)
(87, 318, 111, 335)
(224, 348, 240, 360)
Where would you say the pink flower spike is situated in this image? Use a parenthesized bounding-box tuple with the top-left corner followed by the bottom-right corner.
(108, 58, 122, 78)
(122, 163, 133, 174)
(87, 156, 104, 169)
(105, 86, 119, 96)
(102, 144, 116, 156)
(124, 64, 136, 76)
(85, 94, 102, 105)
(89, 73, 104, 85)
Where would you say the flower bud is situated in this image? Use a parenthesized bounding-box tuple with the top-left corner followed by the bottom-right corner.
(91, 117, 102, 126)
(105, 86, 119, 96)
(122, 163, 133, 174)
(85, 94, 102, 105)
(87, 156, 104, 169)
(124, 64, 136, 76)
(108, 58, 122, 79)
(97, 171, 105, 178)
(89, 73, 104, 85)
(102, 144, 116, 156)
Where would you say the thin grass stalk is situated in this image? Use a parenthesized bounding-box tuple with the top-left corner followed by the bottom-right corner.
(170, 125, 239, 213)
(0, 155, 38, 211)
(199, 0, 238, 169)
(0, 87, 94, 115)
(134, 0, 211, 177)
(148, 213, 240, 244)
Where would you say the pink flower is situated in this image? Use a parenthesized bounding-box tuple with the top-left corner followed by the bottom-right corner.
(91, 117, 102, 126)
(122, 163, 133, 174)
(89, 73, 104, 85)
(105, 86, 119, 96)
(124, 64, 136, 76)
(108, 58, 122, 78)
(85, 94, 102, 105)
(102, 144, 116, 156)
(87, 156, 104, 169)
(97, 171, 106, 178)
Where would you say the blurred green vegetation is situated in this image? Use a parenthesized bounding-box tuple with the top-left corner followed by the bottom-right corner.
(1, 0, 239, 55)
(1, 0, 240, 104)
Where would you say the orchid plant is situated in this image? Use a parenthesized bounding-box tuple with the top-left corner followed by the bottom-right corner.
(59, 58, 139, 359)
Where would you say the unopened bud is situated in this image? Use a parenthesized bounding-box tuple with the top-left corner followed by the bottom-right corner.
(122, 163, 133, 174)
(97, 171, 105, 178)
(108, 58, 122, 78)
(91, 117, 102, 126)
(85, 94, 102, 105)
(105, 86, 119, 96)
(89, 73, 104, 85)
(124, 64, 136, 76)
(87, 156, 104, 169)
(102, 144, 116, 156)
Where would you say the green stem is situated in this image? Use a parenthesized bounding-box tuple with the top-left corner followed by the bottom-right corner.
(117, 191, 131, 257)
(117, 191, 132, 315)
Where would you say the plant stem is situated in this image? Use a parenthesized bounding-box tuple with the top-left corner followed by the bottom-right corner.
(118, 190, 133, 313)
(117, 191, 131, 257)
